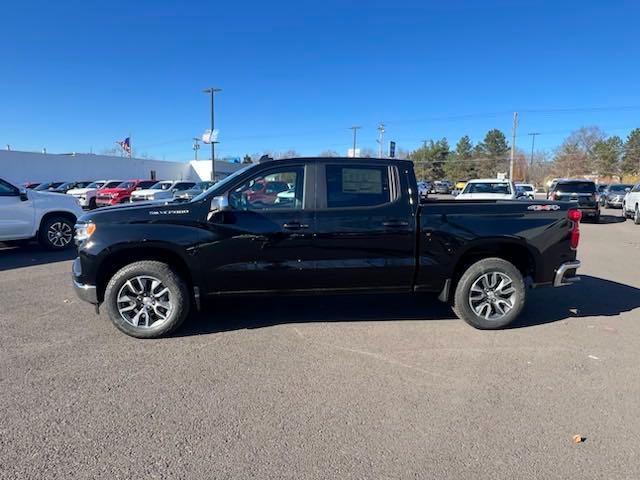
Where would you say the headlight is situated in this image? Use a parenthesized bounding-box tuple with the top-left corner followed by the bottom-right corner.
(75, 223, 96, 242)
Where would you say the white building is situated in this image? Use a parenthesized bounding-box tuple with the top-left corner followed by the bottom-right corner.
(0, 150, 244, 185)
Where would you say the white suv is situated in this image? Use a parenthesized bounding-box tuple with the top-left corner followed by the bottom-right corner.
(129, 180, 196, 202)
(67, 179, 122, 209)
(622, 183, 640, 224)
(0, 178, 84, 249)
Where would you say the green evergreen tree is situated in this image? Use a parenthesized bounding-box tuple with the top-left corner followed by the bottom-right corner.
(621, 128, 640, 177)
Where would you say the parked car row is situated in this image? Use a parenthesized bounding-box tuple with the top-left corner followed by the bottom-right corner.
(22, 179, 212, 209)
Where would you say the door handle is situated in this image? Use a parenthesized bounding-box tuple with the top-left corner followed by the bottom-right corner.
(382, 220, 409, 228)
(283, 222, 309, 230)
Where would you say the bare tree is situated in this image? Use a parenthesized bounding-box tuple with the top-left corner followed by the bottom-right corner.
(319, 149, 340, 157)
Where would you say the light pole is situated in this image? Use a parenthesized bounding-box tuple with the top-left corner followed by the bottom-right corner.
(377, 123, 385, 158)
(203, 87, 222, 180)
(528, 132, 540, 182)
(349, 126, 361, 158)
(192, 137, 201, 161)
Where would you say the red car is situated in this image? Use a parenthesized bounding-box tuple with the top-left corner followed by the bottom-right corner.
(245, 180, 290, 206)
(95, 179, 158, 206)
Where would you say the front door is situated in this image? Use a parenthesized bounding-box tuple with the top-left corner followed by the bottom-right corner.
(203, 163, 317, 293)
(312, 162, 416, 291)
(0, 180, 34, 241)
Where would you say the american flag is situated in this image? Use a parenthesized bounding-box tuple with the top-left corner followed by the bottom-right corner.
(117, 137, 131, 155)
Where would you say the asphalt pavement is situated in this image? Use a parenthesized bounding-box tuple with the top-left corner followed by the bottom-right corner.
(1, 206, 639, 479)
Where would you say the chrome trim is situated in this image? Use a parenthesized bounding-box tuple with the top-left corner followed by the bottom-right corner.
(72, 277, 98, 304)
(554, 260, 581, 287)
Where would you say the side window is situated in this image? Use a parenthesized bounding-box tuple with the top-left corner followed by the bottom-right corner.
(326, 165, 390, 208)
(0, 179, 19, 196)
(229, 167, 304, 211)
(634, 184, 640, 193)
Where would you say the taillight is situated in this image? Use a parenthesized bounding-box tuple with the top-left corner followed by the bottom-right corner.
(568, 208, 581, 250)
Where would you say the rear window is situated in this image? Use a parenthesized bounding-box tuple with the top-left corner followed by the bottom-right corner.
(556, 182, 595, 193)
(326, 165, 391, 208)
(463, 182, 512, 195)
(608, 184, 632, 192)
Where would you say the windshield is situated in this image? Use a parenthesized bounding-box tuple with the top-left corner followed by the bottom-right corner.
(55, 182, 73, 190)
(116, 181, 135, 189)
(557, 182, 595, 193)
(609, 184, 632, 192)
(35, 182, 63, 190)
(191, 165, 255, 202)
(463, 182, 512, 195)
(150, 182, 173, 190)
(517, 185, 534, 191)
(102, 181, 122, 189)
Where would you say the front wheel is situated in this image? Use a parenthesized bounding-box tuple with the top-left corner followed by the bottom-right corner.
(38, 216, 75, 250)
(104, 261, 190, 338)
(453, 258, 526, 329)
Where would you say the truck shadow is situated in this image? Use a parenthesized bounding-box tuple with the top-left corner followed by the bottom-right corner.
(175, 275, 640, 337)
(596, 214, 626, 224)
(0, 243, 77, 272)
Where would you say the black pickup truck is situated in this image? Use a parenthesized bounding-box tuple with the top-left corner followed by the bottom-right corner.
(72, 157, 582, 338)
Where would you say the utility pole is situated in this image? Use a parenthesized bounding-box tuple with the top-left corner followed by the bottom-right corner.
(377, 123, 385, 158)
(528, 132, 540, 182)
(192, 137, 201, 161)
(203, 87, 222, 181)
(509, 112, 518, 180)
(349, 126, 361, 158)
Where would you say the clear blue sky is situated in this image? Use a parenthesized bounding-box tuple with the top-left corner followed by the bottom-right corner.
(2, 0, 639, 161)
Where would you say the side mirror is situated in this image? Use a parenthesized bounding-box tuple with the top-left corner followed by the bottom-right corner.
(625, 187, 631, 192)
(19, 189, 29, 201)
(211, 195, 230, 212)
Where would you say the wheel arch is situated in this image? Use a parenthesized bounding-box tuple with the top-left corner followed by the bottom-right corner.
(38, 210, 78, 234)
(445, 238, 539, 301)
(95, 245, 194, 303)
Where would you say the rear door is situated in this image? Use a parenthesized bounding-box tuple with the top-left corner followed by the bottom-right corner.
(312, 161, 416, 291)
(203, 162, 317, 293)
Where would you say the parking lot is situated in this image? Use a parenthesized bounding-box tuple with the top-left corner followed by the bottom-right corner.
(1, 206, 639, 479)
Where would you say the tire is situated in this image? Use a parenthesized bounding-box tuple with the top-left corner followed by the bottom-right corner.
(594, 212, 600, 224)
(452, 257, 526, 330)
(635, 205, 640, 225)
(88, 197, 97, 210)
(104, 261, 190, 338)
(38, 216, 75, 250)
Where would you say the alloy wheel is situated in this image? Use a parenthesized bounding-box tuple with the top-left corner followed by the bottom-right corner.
(47, 221, 73, 247)
(468, 271, 516, 321)
(116, 276, 173, 328)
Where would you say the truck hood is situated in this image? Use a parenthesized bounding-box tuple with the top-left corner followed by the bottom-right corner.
(78, 199, 200, 224)
(131, 188, 164, 197)
(67, 187, 95, 195)
(30, 189, 84, 216)
(97, 187, 130, 195)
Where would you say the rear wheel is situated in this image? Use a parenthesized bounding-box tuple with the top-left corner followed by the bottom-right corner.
(104, 261, 190, 338)
(38, 216, 75, 250)
(453, 258, 525, 329)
